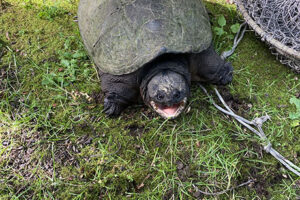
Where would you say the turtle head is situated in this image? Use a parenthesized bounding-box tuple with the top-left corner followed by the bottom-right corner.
(145, 69, 189, 119)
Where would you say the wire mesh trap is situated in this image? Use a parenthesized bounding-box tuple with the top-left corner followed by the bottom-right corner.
(235, 0, 300, 73)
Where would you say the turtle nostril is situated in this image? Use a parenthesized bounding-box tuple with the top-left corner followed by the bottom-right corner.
(173, 91, 181, 100)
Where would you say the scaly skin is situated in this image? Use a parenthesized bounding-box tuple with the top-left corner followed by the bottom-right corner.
(99, 44, 233, 117)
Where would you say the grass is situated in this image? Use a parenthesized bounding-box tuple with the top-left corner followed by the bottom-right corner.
(0, 0, 299, 199)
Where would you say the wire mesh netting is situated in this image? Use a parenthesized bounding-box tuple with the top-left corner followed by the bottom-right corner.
(236, 0, 300, 73)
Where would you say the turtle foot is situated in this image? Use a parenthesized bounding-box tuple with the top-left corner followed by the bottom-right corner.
(213, 62, 233, 85)
(103, 93, 127, 116)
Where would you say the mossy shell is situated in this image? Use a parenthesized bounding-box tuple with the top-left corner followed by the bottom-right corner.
(78, 0, 212, 75)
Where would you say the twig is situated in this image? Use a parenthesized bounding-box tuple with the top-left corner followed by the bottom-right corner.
(198, 84, 300, 176)
(221, 22, 247, 60)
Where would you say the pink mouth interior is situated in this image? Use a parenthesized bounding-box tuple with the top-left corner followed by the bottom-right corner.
(157, 103, 180, 115)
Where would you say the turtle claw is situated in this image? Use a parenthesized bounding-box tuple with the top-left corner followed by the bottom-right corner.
(103, 93, 126, 116)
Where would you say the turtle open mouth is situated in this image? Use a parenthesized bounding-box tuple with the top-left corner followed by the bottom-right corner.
(150, 98, 187, 119)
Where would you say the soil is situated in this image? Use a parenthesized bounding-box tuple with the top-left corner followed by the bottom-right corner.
(3, 130, 41, 180)
(217, 85, 252, 116)
(0, 1, 11, 11)
(125, 124, 144, 137)
(176, 160, 191, 182)
(163, 188, 178, 200)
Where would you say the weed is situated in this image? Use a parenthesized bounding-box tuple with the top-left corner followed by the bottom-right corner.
(37, 5, 67, 20)
(42, 49, 88, 88)
(213, 14, 241, 52)
(289, 97, 300, 127)
(289, 97, 300, 119)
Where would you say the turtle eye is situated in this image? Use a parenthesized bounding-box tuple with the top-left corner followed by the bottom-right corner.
(173, 90, 180, 99)
(156, 93, 164, 101)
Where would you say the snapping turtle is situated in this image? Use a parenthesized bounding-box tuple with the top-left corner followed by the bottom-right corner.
(78, 0, 233, 119)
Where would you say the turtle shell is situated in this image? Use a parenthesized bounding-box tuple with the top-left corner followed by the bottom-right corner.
(78, 0, 212, 75)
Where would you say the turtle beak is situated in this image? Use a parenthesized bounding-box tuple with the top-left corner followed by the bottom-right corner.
(150, 97, 187, 119)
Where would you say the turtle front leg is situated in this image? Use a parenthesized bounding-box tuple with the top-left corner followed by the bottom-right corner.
(189, 44, 233, 85)
(99, 71, 139, 116)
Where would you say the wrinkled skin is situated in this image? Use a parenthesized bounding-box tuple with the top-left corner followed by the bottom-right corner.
(99, 44, 233, 118)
